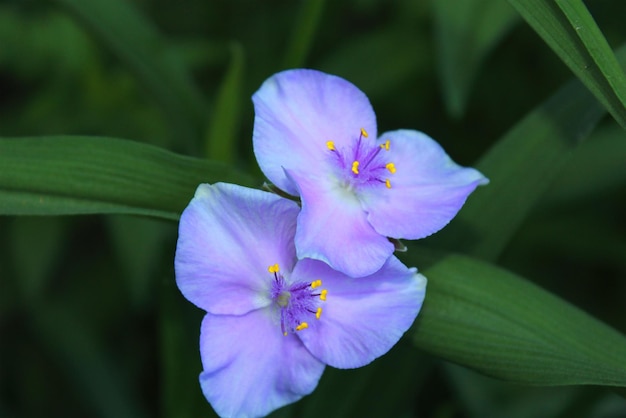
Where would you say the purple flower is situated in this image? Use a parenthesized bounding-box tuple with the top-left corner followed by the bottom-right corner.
(253, 69, 488, 277)
(175, 183, 426, 418)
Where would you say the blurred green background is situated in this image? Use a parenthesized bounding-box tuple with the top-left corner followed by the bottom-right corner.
(1, 0, 625, 417)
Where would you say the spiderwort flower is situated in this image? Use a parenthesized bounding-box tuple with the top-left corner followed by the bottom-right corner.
(253, 69, 489, 277)
(175, 183, 426, 418)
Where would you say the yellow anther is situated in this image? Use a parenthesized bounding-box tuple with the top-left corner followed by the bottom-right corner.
(386, 162, 396, 174)
(296, 322, 309, 331)
(315, 307, 322, 320)
(380, 140, 390, 151)
(310, 279, 322, 289)
(385, 179, 391, 189)
(326, 141, 335, 151)
(320, 289, 328, 301)
(351, 161, 360, 174)
(283, 332, 288, 336)
(268, 264, 280, 273)
(360, 127, 369, 138)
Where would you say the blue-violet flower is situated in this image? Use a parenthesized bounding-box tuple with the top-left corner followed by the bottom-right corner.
(175, 183, 426, 418)
(253, 69, 489, 277)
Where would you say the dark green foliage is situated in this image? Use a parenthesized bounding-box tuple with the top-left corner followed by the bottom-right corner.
(1, 1, 625, 417)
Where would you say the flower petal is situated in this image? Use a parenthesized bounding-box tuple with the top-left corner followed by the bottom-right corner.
(175, 183, 300, 315)
(287, 169, 394, 278)
(361, 129, 489, 239)
(253, 69, 377, 195)
(199, 310, 325, 418)
(293, 257, 426, 369)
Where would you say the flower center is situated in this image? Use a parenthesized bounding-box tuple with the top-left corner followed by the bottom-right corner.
(267, 264, 327, 336)
(326, 127, 395, 190)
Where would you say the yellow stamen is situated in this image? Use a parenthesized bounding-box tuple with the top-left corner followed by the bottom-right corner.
(380, 140, 390, 151)
(268, 264, 280, 273)
(386, 162, 396, 174)
(320, 289, 328, 301)
(326, 141, 335, 151)
(360, 127, 369, 138)
(385, 179, 391, 189)
(310, 280, 322, 289)
(315, 307, 322, 320)
(351, 161, 360, 174)
(296, 322, 309, 331)
(283, 332, 288, 336)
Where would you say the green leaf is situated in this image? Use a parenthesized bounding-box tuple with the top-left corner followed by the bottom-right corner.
(51, 0, 207, 147)
(0, 136, 254, 219)
(433, 0, 519, 117)
(407, 252, 626, 387)
(430, 44, 626, 261)
(205, 42, 245, 163)
(507, 0, 626, 129)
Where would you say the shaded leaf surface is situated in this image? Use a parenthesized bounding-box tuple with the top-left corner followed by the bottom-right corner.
(507, 0, 626, 128)
(408, 252, 626, 387)
(0, 136, 253, 219)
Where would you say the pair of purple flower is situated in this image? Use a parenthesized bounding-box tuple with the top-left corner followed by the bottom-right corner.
(175, 69, 488, 418)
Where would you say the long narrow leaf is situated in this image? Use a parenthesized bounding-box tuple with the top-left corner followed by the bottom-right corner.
(555, 0, 626, 123)
(406, 252, 626, 387)
(0, 136, 253, 219)
(507, 0, 626, 128)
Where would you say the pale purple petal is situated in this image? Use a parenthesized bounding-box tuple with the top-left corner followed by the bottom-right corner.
(361, 130, 488, 239)
(287, 169, 394, 278)
(293, 257, 426, 369)
(175, 183, 300, 315)
(199, 310, 325, 418)
(253, 69, 377, 195)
